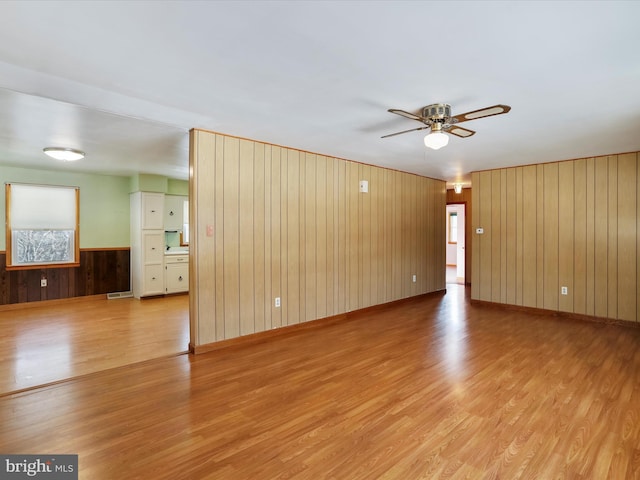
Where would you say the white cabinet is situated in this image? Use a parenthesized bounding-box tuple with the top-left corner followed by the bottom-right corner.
(165, 254, 189, 294)
(143, 232, 164, 263)
(131, 192, 165, 298)
(143, 264, 164, 295)
(164, 195, 187, 231)
(143, 193, 165, 229)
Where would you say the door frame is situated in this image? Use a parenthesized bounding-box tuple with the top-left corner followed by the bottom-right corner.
(446, 201, 469, 285)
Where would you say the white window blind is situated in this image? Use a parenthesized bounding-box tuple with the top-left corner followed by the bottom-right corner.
(10, 184, 77, 229)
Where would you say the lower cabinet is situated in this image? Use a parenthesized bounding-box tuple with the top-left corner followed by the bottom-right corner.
(165, 255, 189, 294)
(143, 264, 165, 296)
(140, 232, 165, 296)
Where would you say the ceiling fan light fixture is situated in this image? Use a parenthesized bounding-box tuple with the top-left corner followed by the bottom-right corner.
(43, 147, 85, 162)
(424, 131, 449, 150)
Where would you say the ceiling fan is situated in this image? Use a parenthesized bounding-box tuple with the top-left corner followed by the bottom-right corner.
(382, 103, 511, 150)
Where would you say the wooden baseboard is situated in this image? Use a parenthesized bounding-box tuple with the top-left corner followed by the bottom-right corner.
(346, 290, 446, 319)
(0, 293, 108, 312)
(190, 313, 348, 354)
(191, 289, 447, 355)
(470, 298, 640, 330)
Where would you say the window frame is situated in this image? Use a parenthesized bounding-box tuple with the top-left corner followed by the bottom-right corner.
(5, 183, 80, 270)
(448, 211, 458, 245)
(179, 199, 189, 246)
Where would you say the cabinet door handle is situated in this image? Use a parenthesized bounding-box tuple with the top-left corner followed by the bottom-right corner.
(178, 276, 183, 281)
(152, 277, 156, 280)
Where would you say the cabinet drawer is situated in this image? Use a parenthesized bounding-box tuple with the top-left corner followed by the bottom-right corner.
(143, 264, 164, 295)
(165, 254, 188, 264)
(143, 232, 164, 263)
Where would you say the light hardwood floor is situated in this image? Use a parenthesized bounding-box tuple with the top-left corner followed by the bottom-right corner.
(0, 294, 189, 395)
(446, 265, 464, 285)
(1, 285, 639, 479)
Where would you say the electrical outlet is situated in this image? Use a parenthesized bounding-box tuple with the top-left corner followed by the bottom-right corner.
(275, 297, 281, 308)
(41, 278, 47, 287)
(412, 274, 417, 283)
(561, 286, 568, 295)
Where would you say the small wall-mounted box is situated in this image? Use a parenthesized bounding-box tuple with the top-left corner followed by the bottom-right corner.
(359, 180, 368, 193)
(476, 228, 484, 234)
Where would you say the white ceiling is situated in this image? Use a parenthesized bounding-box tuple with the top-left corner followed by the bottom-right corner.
(0, 1, 638, 187)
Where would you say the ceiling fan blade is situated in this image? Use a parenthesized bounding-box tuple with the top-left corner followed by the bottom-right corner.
(451, 104, 511, 124)
(381, 125, 430, 139)
(388, 109, 426, 122)
(446, 125, 476, 138)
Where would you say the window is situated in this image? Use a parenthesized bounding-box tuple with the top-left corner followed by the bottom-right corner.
(180, 199, 189, 246)
(448, 212, 458, 244)
(6, 183, 80, 269)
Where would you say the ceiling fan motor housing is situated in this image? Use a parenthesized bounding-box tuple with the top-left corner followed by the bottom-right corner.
(423, 103, 452, 121)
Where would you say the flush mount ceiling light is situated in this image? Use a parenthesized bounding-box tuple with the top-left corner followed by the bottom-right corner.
(453, 183, 463, 194)
(43, 147, 85, 161)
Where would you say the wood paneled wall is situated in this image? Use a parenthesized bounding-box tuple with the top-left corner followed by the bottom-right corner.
(190, 130, 446, 346)
(0, 249, 130, 305)
(471, 152, 639, 322)
(446, 187, 472, 284)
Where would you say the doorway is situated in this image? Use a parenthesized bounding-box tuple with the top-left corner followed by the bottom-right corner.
(445, 203, 465, 285)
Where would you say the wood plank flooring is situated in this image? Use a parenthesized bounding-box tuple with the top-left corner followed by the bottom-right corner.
(0, 294, 189, 395)
(2, 285, 640, 479)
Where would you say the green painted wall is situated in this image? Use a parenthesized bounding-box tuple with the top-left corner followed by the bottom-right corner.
(1, 165, 130, 249)
(167, 178, 188, 195)
(129, 174, 187, 194)
(129, 173, 169, 193)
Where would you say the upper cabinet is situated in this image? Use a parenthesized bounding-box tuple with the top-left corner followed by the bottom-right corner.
(164, 195, 187, 231)
(142, 193, 165, 230)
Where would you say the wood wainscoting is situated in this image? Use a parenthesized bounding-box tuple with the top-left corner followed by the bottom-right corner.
(0, 248, 130, 305)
